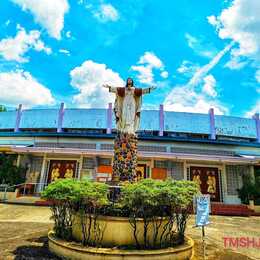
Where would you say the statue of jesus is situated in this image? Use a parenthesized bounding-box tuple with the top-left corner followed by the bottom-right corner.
(103, 77, 156, 134)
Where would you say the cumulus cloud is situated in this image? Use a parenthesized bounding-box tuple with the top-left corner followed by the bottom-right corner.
(245, 101, 260, 117)
(185, 33, 218, 59)
(93, 3, 119, 22)
(70, 60, 124, 108)
(209, 0, 260, 115)
(0, 70, 55, 107)
(224, 56, 248, 70)
(164, 85, 227, 115)
(11, 0, 69, 39)
(177, 60, 200, 77)
(208, 0, 260, 67)
(164, 44, 232, 114)
(202, 75, 217, 97)
(131, 51, 168, 85)
(0, 25, 51, 62)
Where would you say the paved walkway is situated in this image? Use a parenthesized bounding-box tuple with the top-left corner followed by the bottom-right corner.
(0, 204, 259, 259)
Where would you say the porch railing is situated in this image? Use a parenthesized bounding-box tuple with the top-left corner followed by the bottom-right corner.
(0, 182, 48, 202)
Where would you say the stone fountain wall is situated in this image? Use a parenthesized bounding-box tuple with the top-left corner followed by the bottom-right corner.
(112, 132, 138, 182)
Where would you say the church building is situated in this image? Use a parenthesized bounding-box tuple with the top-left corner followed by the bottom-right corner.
(0, 103, 260, 209)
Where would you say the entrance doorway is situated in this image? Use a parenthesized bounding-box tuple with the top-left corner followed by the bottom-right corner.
(190, 166, 221, 202)
(47, 160, 77, 183)
(136, 164, 147, 181)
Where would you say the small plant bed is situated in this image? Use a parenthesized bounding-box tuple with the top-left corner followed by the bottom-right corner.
(42, 179, 198, 259)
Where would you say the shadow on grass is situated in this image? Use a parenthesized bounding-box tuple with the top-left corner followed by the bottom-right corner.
(12, 236, 61, 260)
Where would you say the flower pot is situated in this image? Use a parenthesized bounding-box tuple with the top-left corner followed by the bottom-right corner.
(72, 214, 172, 247)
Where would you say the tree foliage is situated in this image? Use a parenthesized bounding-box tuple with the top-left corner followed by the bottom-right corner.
(0, 154, 26, 185)
(238, 175, 260, 204)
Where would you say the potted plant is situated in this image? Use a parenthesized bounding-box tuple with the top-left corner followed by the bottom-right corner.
(43, 178, 199, 259)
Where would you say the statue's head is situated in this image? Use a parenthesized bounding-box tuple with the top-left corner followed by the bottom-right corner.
(125, 77, 134, 89)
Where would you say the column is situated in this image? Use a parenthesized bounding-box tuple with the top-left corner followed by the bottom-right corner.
(38, 154, 47, 192)
(209, 108, 216, 140)
(106, 103, 112, 134)
(159, 104, 164, 136)
(57, 102, 65, 133)
(183, 160, 187, 180)
(78, 155, 84, 180)
(14, 104, 22, 132)
(16, 154, 21, 167)
(253, 113, 260, 143)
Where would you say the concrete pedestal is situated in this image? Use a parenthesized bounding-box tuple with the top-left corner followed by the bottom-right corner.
(112, 132, 138, 182)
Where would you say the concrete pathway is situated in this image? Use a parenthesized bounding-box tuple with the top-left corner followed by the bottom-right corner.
(0, 204, 259, 259)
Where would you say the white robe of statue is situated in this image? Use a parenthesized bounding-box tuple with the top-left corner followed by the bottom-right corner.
(122, 89, 136, 134)
(104, 86, 155, 134)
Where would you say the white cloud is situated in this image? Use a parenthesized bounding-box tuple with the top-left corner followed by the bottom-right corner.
(224, 55, 248, 70)
(164, 44, 232, 114)
(66, 31, 71, 38)
(188, 42, 234, 87)
(138, 51, 163, 68)
(5, 20, 11, 26)
(59, 49, 70, 56)
(185, 33, 217, 58)
(245, 100, 260, 117)
(160, 71, 168, 78)
(11, 0, 69, 39)
(0, 25, 51, 62)
(93, 4, 119, 23)
(177, 60, 199, 76)
(209, 0, 260, 70)
(203, 75, 217, 97)
(131, 51, 168, 85)
(0, 70, 54, 107)
(70, 60, 124, 108)
(164, 85, 227, 115)
(207, 15, 218, 26)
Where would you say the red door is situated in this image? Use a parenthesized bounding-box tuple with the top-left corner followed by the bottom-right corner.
(190, 166, 220, 202)
(47, 160, 77, 183)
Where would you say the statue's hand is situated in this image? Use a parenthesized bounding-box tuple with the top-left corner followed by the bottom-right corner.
(150, 86, 156, 91)
(103, 84, 110, 88)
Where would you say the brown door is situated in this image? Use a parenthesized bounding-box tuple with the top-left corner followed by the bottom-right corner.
(190, 166, 220, 202)
(135, 164, 147, 181)
(47, 160, 77, 183)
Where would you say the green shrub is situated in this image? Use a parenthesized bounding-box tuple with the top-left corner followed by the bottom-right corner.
(41, 179, 109, 243)
(41, 179, 80, 240)
(43, 178, 198, 249)
(0, 154, 26, 186)
(238, 175, 260, 204)
(120, 179, 199, 249)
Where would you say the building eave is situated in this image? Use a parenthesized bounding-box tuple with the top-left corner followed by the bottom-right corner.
(0, 131, 259, 148)
(9, 146, 260, 164)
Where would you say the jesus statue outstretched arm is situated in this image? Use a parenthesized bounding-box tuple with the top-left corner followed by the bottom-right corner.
(103, 84, 117, 93)
(141, 86, 156, 94)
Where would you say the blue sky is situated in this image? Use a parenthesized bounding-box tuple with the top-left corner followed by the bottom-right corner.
(0, 0, 259, 117)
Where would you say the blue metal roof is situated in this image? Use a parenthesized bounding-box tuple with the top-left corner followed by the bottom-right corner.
(0, 111, 16, 129)
(164, 111, 210, 135)
(0, 108, 257, 139)
(20, 109, 59, 129)
(63, 109, 107, 129)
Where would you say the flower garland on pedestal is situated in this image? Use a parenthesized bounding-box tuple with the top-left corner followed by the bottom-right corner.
(112, 132, 138, 183)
